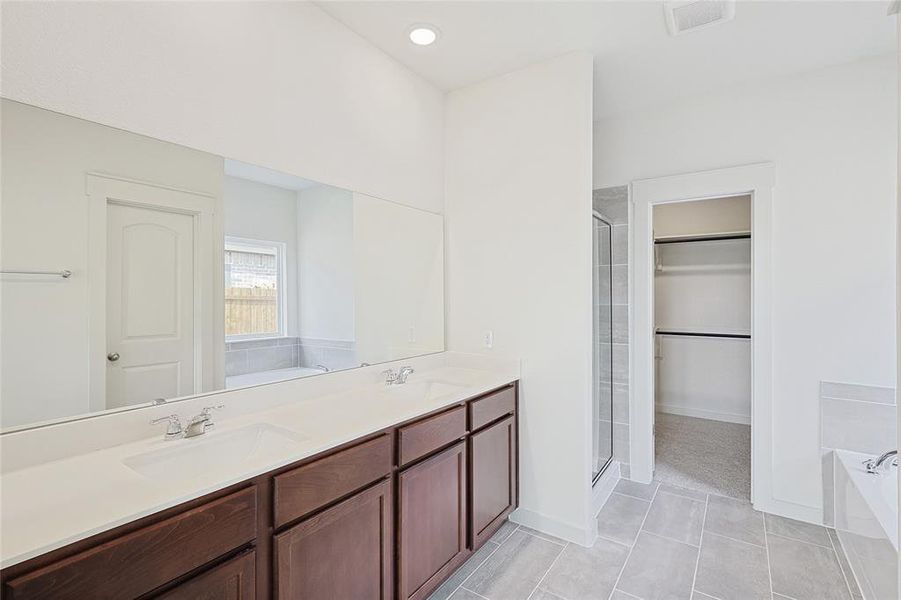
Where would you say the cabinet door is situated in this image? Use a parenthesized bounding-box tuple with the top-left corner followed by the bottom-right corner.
(156, 550, 255, 600)
(470, 415, 516, 549)
(274, 479, 392, 600)
(397, 441, 468, 600)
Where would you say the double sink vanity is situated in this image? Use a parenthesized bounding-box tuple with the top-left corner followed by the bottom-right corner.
(0, 357, 520, 599)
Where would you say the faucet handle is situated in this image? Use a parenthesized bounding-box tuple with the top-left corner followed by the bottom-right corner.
(150, 414, 183, 439)
(200, 404, 224, 416)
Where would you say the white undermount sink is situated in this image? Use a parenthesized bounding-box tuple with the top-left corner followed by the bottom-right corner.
(380, 380, 468, 402)
(123, 423, 308, 481)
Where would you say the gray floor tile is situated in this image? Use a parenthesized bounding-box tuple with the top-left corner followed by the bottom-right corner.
(611, 591, 642, 600)
(464, 530, 564, 600)
(827, 529, 863, 599)
(617, 532, 698, 600)
(517, 525, 567, 546)
(772, 595, 794, 600)
(450, 589, 487, 600)
(703, 494, 766, 546)
(694, 531, 770, 600)
(641, 490, 705, 546)
(492, 520, 519, 544)
(614, 478, 659, 501)
(428, 541, 499, 600)
(765, 513, 831, 547)
(597, 493, 650, 545)
(656, 481, 708, 502)
(538, 537, 630, 600)
(529, 590, 565, 600)
(692, 592, 718, 600)
(768, 533, 851, 600)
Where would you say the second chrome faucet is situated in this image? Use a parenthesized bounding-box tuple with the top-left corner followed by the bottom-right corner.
(150, 405, 224, 441)
(382, 366, 415, 385)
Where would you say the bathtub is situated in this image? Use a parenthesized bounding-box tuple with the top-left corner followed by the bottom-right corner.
(225, 366, 326, 389)
(834, 449, 898, 600)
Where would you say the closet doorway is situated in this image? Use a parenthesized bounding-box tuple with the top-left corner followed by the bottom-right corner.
(630, 163, 775, 513)
(652, 196, 751, 499)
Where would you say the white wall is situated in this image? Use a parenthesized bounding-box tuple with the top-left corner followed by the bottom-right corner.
(0, 100, 223, 427)
(654, 195, 751, 238)
(354, 194, 444, 365)
(596, 54, 897, 514)
(0, 1, 445, 214)
(223, 176, 299, 336)
(446, 53, 596, 543)
(296, 186, 355, 342)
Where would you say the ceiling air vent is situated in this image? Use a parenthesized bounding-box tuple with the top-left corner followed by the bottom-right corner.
(664, 0, 736, 36)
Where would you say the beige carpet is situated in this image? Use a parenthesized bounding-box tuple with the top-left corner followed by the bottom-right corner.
(654, 412, 751, 500)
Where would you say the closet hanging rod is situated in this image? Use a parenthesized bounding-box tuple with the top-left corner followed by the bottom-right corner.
(654, 233, 750, 245)
(0, 269, 72, 279)
(656, 330, 750, 340)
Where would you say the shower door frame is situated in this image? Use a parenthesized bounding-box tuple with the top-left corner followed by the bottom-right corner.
(592, 210, 615, 484)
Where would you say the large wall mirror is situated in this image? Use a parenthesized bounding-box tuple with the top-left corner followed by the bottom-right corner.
(0, 99, 445, 430)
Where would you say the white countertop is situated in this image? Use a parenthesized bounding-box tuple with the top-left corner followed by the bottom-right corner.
(0, 360, 518, 569)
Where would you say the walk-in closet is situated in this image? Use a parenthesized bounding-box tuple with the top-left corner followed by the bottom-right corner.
(653, 195, 752, 499)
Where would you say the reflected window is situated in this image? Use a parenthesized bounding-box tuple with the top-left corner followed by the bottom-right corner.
(224, 236, 286, 339)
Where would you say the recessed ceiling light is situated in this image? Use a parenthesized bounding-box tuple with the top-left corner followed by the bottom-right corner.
(408, 25, 439, 46)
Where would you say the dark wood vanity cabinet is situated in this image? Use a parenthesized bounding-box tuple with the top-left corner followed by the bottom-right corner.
(275, 479, 393, 599)
(397, 442, 468, 600)
(0, 382, 518, 600)
(470, 415, 517, 550)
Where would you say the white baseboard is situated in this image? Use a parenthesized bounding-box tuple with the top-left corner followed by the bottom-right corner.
(509, 506, 595, 547)
(657, 403, 751, 425)
(754, 496, 823, 525)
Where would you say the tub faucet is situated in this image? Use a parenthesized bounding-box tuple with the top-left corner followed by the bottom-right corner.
(864, 450, 897, 474)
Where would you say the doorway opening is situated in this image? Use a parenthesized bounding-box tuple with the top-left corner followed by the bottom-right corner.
(652, 195, 752, 499)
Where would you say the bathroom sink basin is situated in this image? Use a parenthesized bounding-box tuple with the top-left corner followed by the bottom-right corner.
(123, 423, 308, 481)
(380, 381, 467, 402)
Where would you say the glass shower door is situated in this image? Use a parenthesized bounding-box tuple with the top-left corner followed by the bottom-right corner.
(593, 213, 614, 482)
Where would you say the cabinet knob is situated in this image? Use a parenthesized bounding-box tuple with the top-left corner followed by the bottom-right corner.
(107, 352, 120, 362)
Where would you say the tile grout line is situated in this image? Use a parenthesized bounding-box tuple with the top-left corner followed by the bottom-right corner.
(825, 529, 856, 599)
(688, 493, 710, 598)
(702, 528, 766, 550)
(762, 508, 776, 600)
(765, 530, 837, 551)
(524, 540, 568, 600)
(443, 524, 511, 600)
(605, 479, 660, 600)
(640, 528, 700, 550)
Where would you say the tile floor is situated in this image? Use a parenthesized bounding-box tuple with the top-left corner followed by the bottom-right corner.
(429, 479, 861, 600)
(655, 413, 751, 500)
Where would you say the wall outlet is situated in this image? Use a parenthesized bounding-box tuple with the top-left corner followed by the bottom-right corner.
(483, 330, 494, 349)
(408, 326, 416, 343)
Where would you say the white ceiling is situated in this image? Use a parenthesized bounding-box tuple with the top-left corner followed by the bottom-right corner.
(318, 1, 897, 119)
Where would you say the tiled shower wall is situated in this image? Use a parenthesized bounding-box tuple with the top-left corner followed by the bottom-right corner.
(819, 380, 896, 525)
(225, 337, 357, 376)
(594, 185, 630, 476)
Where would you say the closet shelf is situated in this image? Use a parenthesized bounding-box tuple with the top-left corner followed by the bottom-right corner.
(654, 231, 750, 245)
(655, 329, 751, 340)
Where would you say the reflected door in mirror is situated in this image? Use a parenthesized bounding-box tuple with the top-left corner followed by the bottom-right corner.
(105, 191, 198, 408)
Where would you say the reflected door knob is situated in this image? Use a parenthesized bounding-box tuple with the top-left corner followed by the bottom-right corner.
(107, 352, 120, 362)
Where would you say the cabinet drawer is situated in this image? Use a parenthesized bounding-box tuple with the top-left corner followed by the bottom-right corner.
(469, 385, 516, 431)
(275, 479, 393, 600)
(3, 487, 256, 600)
(274, 434, 392, 528)
(156, 549, 255, 600)
(397, 405, 466, 467)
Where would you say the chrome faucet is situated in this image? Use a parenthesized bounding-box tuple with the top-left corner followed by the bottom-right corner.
(150, 414, 184, 441)
(864, 450, 898, 474)
(184, 405, 224, 438)
(382, 366, 415, 385)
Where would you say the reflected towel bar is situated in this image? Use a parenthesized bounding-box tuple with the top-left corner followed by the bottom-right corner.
(0, 269, 72, 278)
